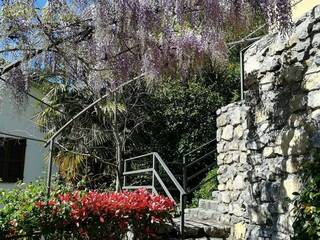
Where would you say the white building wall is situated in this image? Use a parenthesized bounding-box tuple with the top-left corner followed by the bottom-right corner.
(0, 84, 49, 189)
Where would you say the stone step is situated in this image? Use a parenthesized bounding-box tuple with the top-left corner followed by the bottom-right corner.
(198, 199, 219, 211)
(173, 217, 231, 239)
(185, 208, 221, 221)
(212, 191, 219, 199)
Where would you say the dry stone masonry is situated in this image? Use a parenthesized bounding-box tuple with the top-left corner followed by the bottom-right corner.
(213, 5, 320, 240)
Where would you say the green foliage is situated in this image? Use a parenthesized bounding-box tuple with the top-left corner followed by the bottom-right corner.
(190, 167, 218, 207)
(293, 150, 320, 239)
(35, 85, 126, 185)
(0, 180, 46, 237)
(0, 180, 174, 240)
(136, 65, 240, 162)
(0, 178, 73, 238)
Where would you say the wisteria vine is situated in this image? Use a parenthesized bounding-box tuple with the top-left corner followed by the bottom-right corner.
(0, 0, 292, 92)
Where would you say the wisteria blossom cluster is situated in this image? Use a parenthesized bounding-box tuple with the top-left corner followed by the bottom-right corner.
(34, 189, 175, 239)
(0, 0, 292, 94)
(94, 0, 292, 82)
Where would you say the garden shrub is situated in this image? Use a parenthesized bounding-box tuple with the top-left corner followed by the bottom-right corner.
(190, 167, 218, 207)
(34, 189, 175, 239)
(0, 180, 175, 240)
(0, 180, 48, 238)
(293, 150, 320, 239)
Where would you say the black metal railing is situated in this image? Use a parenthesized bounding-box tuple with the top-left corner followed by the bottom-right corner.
(182, 139, 217, 195)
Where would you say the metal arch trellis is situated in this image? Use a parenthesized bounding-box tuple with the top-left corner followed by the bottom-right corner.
(0, 28, 267, 198)
(43, 73, 146, 197)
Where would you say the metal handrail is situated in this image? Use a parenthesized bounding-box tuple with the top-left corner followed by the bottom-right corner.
(183, 139, 216, 158)
(185, 149, 216, 168)
(123, 152, 186, 239)
(183, 139, 217, 195)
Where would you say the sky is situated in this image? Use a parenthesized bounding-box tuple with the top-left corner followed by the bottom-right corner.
(0, 0, 47, 8)
(35, 0, 47, 8)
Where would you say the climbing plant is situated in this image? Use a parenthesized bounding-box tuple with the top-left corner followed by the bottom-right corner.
(293, 149, 320, 239)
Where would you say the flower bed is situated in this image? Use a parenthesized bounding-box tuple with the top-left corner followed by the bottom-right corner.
(2, 188, 175, 240)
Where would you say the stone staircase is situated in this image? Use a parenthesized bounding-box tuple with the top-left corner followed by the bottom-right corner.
(181, 198, 230, 239)
(157, 193, 231, 240)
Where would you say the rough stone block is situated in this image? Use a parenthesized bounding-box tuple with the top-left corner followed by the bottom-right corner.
(276, 129, 295, 156)
(233, 222, 246, 240)
(221, 125, 233, 141)
(231, 108, 241, 125)
(239, 153, 247, 164)
(260, 82, 274, 91)
(218, 183, 226, 191)
(295, 16, 313, 40)
(288, 33, 299, 48)
(293, 38, 310, 52)
(217, 113, 228, 127)
(217, 142, 225, 154)
(234, 125, 244, 139)
(226, 180, 233, 191)
(232, 152, 240, 163)
(263, 147, 275, 158)
(303, 68, 320, 91)
(233, 175, 246, 190)
(217, 165, 228, 175)
(255, 110, 269, 124)
(212, 190, 219, 199)
(221, 192, 231, 204)
(229, 141, 239, 151)
(308, 90, 320, 108)
(232, 203, 245, 217)
(260, 57, 281, 74)
(285, 157, 301, 173)
(245, 53, 262, 76)
(312, 32, 320, 48)
(314, 22, 320, 32)
(216, 128, 222, 142)
(311, 109, 320, 122)
(217, 153, 225, 165)
(239, 141, 247, 152)
(283, 62, 305, 83)
(283, 175, 302, 200)
(249, 206, 271, 225)
(288, 114, 305, 127)
(314, 5, 320, 20)
(298, 50, 309, 62)
(290, 94, 307, 112)
(217, 174, 228, 184)
(260, 72, 276, 85)
(288, 128, 309, 155)
(261, 181, 281, 202)
(277, 214, 294, 236)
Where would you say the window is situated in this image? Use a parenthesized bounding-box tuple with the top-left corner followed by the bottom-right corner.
(0, 137, 26, 182)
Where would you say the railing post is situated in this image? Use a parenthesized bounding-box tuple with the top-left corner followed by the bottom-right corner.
(182, 156, 187, 192)
(123, 160, 127, 188)
(181, 156, 187, 240)
(152, 153, 156, 194)
(46, 139, 54, 199)
(240, 49, 244, 101)
(180, 193, 185, 240)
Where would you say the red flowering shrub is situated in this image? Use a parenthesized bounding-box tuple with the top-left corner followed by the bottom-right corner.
(34, 189, 175, 239)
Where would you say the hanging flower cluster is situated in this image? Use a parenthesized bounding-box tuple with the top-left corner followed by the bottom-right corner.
(0, 0, 292, 92)
(34, 189, 175, 239)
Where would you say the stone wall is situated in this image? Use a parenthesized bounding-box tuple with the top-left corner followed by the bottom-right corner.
(215, 5, 320, 240)
(216, 102, 250, 227)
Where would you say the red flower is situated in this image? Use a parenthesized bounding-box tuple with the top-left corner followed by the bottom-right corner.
(34, 189, 175, 239)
